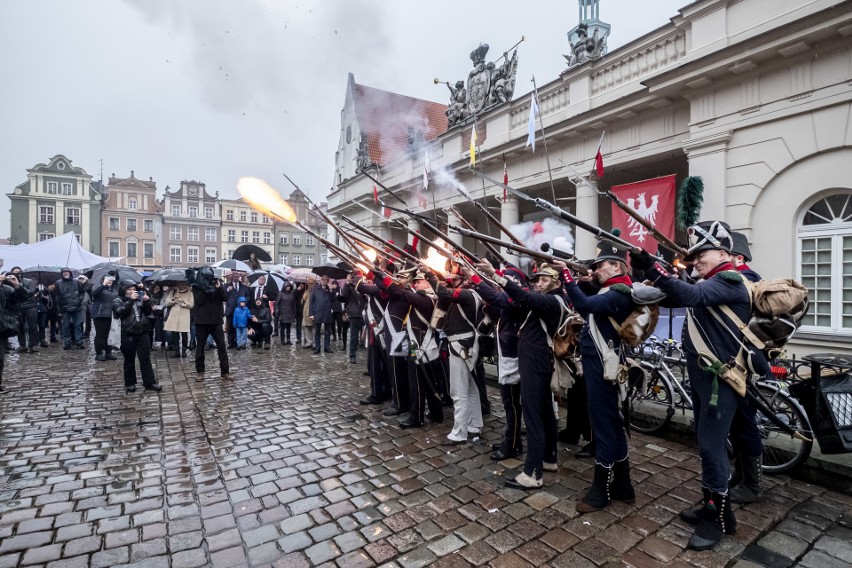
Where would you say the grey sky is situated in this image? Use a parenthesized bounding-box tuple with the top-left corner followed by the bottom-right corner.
(0, 0, 691, 238)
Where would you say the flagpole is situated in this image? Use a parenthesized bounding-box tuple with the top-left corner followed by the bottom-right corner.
(531, 76, 558, 204)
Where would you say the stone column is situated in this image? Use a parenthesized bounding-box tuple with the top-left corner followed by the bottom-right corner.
(574, 177, 599, 260)
(682, 131, 733, 223)
(501, 195, 519, 265)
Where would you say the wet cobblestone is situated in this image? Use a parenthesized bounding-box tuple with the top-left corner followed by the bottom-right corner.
(1, 341, 851, 566)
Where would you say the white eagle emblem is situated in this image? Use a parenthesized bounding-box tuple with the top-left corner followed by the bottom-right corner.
(626, 192, 659, 243)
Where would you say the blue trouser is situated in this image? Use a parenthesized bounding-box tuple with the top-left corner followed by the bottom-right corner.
(729, 396, 763, 457)
(348, 317, 364, 359)
(584, 354, 628, 467)
(519, 344, 558, 478)
(61, 310, 83, 346)
(688, 358, 739, 493)
(235, 327, 247, 347)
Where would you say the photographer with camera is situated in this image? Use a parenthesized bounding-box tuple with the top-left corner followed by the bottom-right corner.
(112, 279, 160, 393)
(0, 273, 30, 391)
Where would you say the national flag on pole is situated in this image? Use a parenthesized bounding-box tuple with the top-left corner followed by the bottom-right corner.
(469, 126, 478, 167)
(423, 152, 430, 190)
(610, 175, 677, 257)
(373, 184, 378, 204)
(502, 154, 508, 203)
(525, 94, 540, 151)
(594, 131, 605, 177)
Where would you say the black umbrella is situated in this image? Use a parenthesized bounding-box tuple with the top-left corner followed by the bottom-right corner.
(92, 265, 142, 285)
(212, 258, 253, 273)
(248, 271, 287, 296)
(83, 262, 122, 277)
(312, 264, 349, 280)
(22, 266, 63, 286)
(232, 244, 272, 263)
(144, 268, 188, 285)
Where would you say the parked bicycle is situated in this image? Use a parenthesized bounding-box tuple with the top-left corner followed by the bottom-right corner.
(626, 336, 814, 474)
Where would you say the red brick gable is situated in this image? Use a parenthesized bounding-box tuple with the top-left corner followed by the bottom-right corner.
(353, 83, 447, 165)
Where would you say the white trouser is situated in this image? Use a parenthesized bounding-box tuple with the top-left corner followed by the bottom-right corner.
(447, 352, 484, 441)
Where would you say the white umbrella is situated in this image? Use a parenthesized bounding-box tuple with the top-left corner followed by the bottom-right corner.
(249, 271, 287, 296)
(212, 258, 252, 273)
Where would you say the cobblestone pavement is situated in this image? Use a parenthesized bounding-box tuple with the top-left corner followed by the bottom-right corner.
(1, 339, 851, 568)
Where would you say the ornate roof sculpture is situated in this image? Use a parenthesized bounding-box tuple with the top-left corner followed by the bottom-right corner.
(441, 40, 522, 129)
(564, 0, 610, 69)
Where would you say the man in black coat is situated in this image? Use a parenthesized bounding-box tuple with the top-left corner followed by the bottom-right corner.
(476, 261, 565, 489)
(631, 220, 772, 551)
(248, 297, 272, 349)
(340, 271, 367, 364)
(309, 274, 336, 354)
(192, 267, 231, 381)
(224, 272, 250, 348)
(8, 267, 39, 353)
(560, 245, 637, 513)
(54, 267, 86, 350)
(112, 279, 160, 393)
(0, 273, 29, 391)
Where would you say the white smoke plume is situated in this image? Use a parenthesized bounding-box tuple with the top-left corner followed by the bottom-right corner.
(432, 165, 472, 200)
(509, 218, 575, 256)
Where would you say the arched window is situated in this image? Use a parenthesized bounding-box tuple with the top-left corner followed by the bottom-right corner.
(797, 191, 852, 335)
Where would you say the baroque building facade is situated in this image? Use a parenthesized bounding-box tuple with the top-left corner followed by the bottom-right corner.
(8, 154, 102, 252)
(101, 171, 163, 269)
(328, 0, 852, 356)
(160, 181, 221, 268)
(219, 197, 276, 262)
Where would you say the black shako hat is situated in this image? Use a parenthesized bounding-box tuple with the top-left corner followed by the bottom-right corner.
(685, 220, 734, 261)
(730, 231, 752, 262)
(590, 241, 628, 269)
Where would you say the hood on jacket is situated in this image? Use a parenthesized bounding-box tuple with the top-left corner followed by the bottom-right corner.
(237, 296, 247, 305)
(61, 267, 73, 279)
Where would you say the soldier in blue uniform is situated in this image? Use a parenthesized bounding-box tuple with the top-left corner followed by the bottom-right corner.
(559, 244, 637, 512)
(631, 221, 772, 551)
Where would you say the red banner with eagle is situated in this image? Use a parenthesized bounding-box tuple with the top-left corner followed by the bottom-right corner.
(610, 175, 676, 255)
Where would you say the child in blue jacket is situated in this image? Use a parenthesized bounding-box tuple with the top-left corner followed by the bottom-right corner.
(232, 297, 250, 349)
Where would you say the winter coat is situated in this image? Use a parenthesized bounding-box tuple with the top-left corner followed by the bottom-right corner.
(193, 284, 228, 326)
(54, 275, 85, 313)
(275, 288, 297, 323)
(0, 283, 29, 339)
(302, 285, 314, 328)
(339, 282, 366, 319)
(309, 284, 336, 324)
(232, 301, 251, 328)
(91, 282, 119, 319)
(225, 282, 250, 316)
(112, 296, 152, 336)
(15, 277, 38, 310)
(163, 287, 194, 333)
(249, 304, 272, 330)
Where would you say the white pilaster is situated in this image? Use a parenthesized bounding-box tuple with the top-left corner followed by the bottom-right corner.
(574, 177, 599, 259)
(682, 131, 733, 222)
(501, 196, 519, 265)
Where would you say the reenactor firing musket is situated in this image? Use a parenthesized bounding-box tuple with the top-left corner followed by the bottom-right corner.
(469, 168, 671, 267)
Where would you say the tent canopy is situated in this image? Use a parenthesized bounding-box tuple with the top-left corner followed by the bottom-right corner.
(0, 232, 119, 271)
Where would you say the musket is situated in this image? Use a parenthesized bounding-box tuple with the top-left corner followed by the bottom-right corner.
(377, 202, 482, 264)
(540, 243, 589, 273)
(396, 220, 491, 281)
(469, 168, 670, 266)
(339, 214, 422, 266)
(448, 207, 506, 263)
(358, 169, 409, 208)
(602, 186, 689, 257)
(345, 232, 406, 266)
(283, 172, 374, 264)
(450, 225, 590, 273)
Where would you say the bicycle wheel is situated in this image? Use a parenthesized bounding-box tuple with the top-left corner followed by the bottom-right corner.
(754, 383, 813, 474)
(629, 369, 675, 434)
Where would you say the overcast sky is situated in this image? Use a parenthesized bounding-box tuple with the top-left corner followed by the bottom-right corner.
(0, 0, 691, 237)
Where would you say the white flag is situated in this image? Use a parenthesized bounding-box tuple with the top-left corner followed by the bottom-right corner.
(423, 151, 430, 190)
(525, 94, 540, 151)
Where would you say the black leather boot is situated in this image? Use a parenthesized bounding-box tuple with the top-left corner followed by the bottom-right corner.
(687, 490, 735, 550)
(680, 487, 737, 534)
(576, 463, 612, 513)
(729, 455, 762, 503)
(611, 458, 635, 503)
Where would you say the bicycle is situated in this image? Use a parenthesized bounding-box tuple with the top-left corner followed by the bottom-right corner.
(626, 337, 814, 474)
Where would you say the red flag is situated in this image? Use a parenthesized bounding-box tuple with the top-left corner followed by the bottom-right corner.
(502, 154, 508, 203)
(610, 175, 677, 257)
(373, 184, 378, 204)
(381, 201, 391, 218)
(594, 132, 605, 177)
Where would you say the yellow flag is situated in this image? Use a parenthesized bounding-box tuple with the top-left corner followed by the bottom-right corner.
(469, 126, 477, 167)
